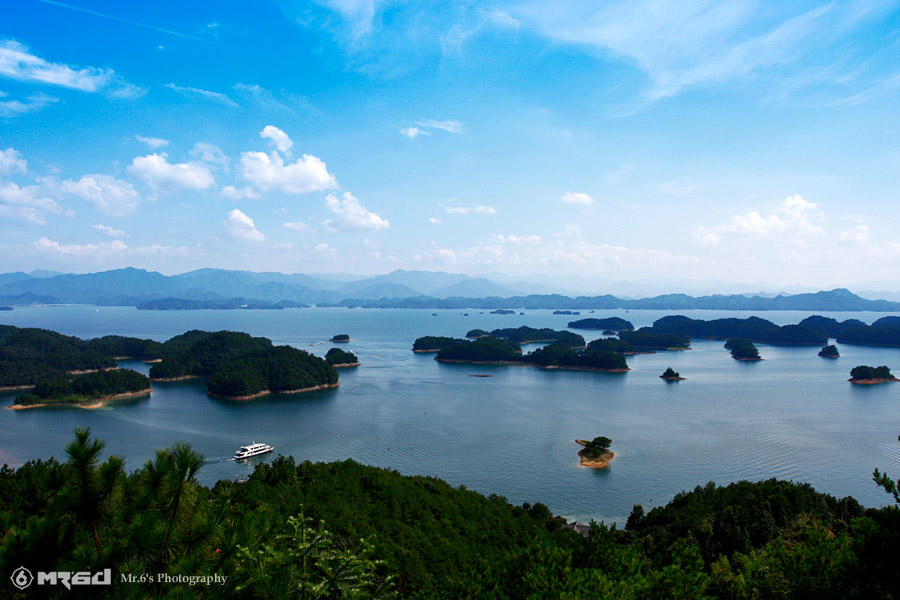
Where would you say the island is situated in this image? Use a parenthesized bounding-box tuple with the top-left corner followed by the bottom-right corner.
(586, 337, 638, 354)
(488, 326, 585, 347)
(818, 344, 840, 358)
(435, 338, 628, 372)
(848, 365, 899, 385)
(465, 329, 489, 339)
(659, 367, 685, 381)
(330, 334, 350, 343)
(413, 336, 468, 353)
(726, 338, 762, 361)
(575, 436, 614, 468)
(649, 315, 827, 345)
(0, 306, 12, 311)
(325, 347, 360, 368)
(567, 317, 634, 331)
(148, 331, 340, 399)
(553, 310, 580, 315)
(490, 309, 516, 315)
(12, 369, 151, 409)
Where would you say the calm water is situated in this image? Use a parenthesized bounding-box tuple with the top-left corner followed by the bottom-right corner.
(2, 306, 899, 525)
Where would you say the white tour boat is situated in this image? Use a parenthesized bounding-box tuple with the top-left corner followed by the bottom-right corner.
(233, 442, 274, 460)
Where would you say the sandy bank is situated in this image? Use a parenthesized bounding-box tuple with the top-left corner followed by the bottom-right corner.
(208, 382, 340, 400)
(574, 440, 615, 468)
(7, 388, 152, 410)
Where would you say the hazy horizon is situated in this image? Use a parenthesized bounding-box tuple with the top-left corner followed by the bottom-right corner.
(2, 2, 898, 288)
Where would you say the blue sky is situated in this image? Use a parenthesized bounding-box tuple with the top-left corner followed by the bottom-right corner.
(1, 0, 898, 289)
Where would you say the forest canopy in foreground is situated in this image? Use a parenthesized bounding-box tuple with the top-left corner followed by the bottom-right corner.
(0, 429, 898, 599)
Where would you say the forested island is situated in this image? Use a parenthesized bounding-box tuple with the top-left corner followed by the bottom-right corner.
(726, 338, 762, 361)
(12, 369, 151, 408)
(575, 436, 614, 467)
(330, 333, 350, 343)
(325, 347, 360, 368)
(433, 337, 628, 372)
(148, 331, 339, 399)
(660, 367, 685, 381)
(568, 317, 634, 331)
(412, 336, 469, 352)
(819, 344, 840, 358)
(848, 365, 898, 384)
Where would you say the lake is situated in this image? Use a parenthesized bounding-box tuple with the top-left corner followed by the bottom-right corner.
(2, 305, 899, 525)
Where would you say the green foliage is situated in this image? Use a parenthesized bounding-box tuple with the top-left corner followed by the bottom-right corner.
(149, 330, 273, 379)
(489, 326, 585, 347)
(86, 335, 169, 359)
(651, 316, 827, 345)
(331, 334, 350, 342)
(619, 328, 691, 349)
(0, 324, 117, 387)
(436, 337, 522, 362)
(325, 347, 358, 365)
(208, 346, 338, 397)
(465, 329, 488, 338)
(818, 344, 840, 357)
(586, 337, 636, 353)
(661, 367, 680, 378)
(849, 365, 893, 380)
(727, 339, 760, 360)
(411, 336, 467, 351)
(235, 510, 394, 599)
(567, 317, 634, 331)
(14, 368, 150, 405)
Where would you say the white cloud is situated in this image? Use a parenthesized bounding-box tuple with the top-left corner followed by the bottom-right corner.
(92, 224, 127, 238)
(165, 83, 238, 107)
(415, 119, 464, 133)
(284, 221, 313, 232)
(224, 208, 265, 242)
(62, 174, 140, 216)
(839, 224, 870, 245)
(657, 178, 699, 196)
(0, 181, 63, 224)
(0, 147, 27, 175)
(324, 192, 389, 231)
(0, 91, 58, 117)
(220, 185, 260, 200)
(400, 126, 430, 138)
(191, 143, 230, 167)
(692, 194, 825, 247)
(260, 125, 293, 154)
(427, 217, 441, 224)
(0, 40, 141, 97)
(560, 192, 593, 205)
(128, 153, 215, 190)
(135, 135, 169, 149)
(240, 150, 336, 194)
(509, 1, 842, 100)
(34, 236, 128, 256)
(446, 204, 496, 215)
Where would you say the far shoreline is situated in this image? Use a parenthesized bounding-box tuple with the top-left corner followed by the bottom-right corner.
(436, 358, 629, 373)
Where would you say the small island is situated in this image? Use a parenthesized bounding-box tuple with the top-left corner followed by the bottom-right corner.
(726, 338, 762, 361)
(490, 309, 516, 315)
(325, 347, 360, 368)
(330, 334, 350, 343)
(818, 344, 840, 358)
(553, 310, 580, 315)
(848, 365, 898, 385)
(659, 367, 685, 381)
(465, 329, 489, 339)
(12, 369, 151, 409)
(575, 436, 614, 468)
(0, 306, 13, 311)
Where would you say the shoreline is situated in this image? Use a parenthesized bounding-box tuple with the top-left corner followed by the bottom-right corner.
(660, 375, 686, 381)
(574, 440, 615, 468)
(151, 375, 200, 382)
(436, 358, 629, 372)
(7, 388, 152, 410)
(848, 377, 899, 385)
(208, 382, 340, 401)
(733, 357, 763, 361)
(331, 362, 360, 368)
(0, 384, 34, 392)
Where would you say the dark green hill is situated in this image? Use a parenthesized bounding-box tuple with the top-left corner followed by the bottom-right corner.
(568, 317, 634, 331)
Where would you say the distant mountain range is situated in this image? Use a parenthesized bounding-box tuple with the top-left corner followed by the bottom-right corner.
(0, 268, 898, 312)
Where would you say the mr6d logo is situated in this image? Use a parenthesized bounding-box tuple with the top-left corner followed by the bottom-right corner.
(9, 566, 111, 590)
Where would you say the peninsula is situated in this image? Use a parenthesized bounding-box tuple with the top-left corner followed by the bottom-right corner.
(575, 437, 615, 468)
(11, 369, 151, 409)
